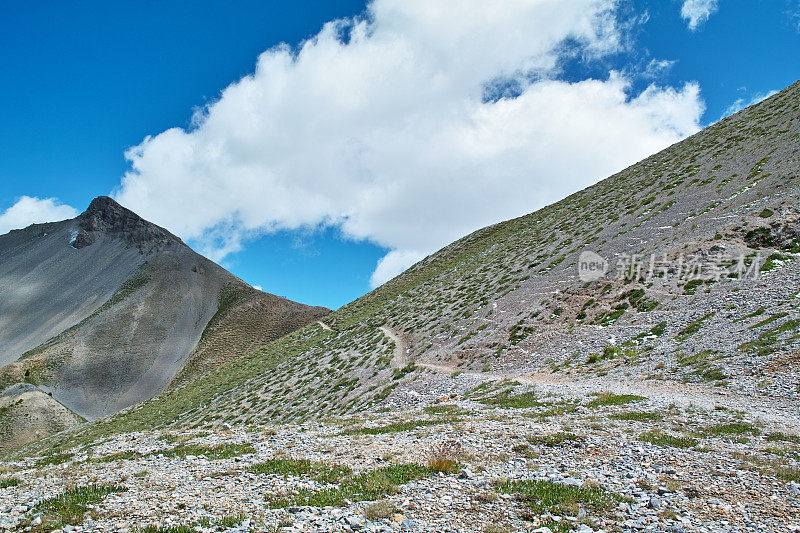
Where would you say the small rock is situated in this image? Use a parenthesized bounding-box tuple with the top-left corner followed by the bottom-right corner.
(649, 496, 662, 509)
(458, 468, 474, 479)
(400, 519, 419, 530)
(345, 515, 365, 530)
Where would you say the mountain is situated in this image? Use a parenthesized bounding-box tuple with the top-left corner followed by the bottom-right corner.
(6, 83, 800, 533)
(0, 197, 328, 446)
(14, 81, 800, 455)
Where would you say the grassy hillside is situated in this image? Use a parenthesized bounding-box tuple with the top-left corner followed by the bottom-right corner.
(15, 80, 800, 456)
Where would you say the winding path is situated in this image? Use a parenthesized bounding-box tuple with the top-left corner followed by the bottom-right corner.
(378, 325, 409, 369)
(377, 324, 800, 427)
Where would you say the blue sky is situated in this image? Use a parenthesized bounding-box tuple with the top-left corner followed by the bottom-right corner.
(1, 0, 798, 309)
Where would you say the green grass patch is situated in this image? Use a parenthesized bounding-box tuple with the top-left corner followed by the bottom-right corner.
(683, 279, 707, 295)
(739, 318, 800, 357)
(267, 464, 432, 508)
(496, 479, 623, 516)
(35, 452, 74, 467)
(476, 390, 540, 409)
(588, 346, 637, 364)
(776, 467, 800, 482)
(140, 514, 246, 533)
(700, 367, 728, 382)
(160, 443, 256, 460)
(250, 458, 352, 484)
(0, 478, 21, 488)
(734, 307, 765, 323)
(392, 362, 417, 380)
(677, 313, 715, 341)
(141, 527, 196, 533)
(340, 419, 456, 436)
(423, 404, 470, 416)
(524, 403, 578, 419)
(586, 393, 645, 408)
(751, 312, 789, 329)
(761, 253, 788, 272)
(32, 484, 126, 529)
(639, 430, 697, 449)
(767, 432, 800, 444)
(700, 422, 761, 437)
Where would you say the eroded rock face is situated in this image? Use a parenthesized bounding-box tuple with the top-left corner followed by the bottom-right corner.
(71, 230, 94, 249)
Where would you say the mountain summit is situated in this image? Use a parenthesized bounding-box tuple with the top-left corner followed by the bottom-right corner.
(72, 195, 180, 250)
(0, 197, 328, 448)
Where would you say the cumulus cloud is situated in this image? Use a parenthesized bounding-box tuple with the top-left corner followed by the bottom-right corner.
(0, 196, 79, 236)
(681, 0, 719, 30)
(722, 90, 779, 118)
(115, 0, 704, 287)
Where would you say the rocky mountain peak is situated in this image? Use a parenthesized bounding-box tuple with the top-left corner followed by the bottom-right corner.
(81, 196, 133, 222)
(74, 196, 181, 250)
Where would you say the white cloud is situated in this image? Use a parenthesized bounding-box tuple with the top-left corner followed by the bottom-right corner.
(722, 90, 779, 118)
(681, 0, 719, 30)
(114, 0, 704, 288)
(642, 58, 677, 78)
(0, 196, 79, 236)
(370, 249, 426, 287)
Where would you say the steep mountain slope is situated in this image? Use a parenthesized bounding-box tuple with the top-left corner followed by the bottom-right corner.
(23, 80, 800, 453)
(0, 197, 329, 430)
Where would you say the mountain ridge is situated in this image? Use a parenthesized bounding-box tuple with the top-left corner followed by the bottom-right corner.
(0, 196, 329, 449)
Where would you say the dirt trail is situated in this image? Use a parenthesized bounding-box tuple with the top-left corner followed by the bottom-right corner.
(378, 326, 409, 369)
(378, 325, 800, 427)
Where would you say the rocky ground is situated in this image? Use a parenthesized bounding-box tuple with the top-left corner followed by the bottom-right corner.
(2, 373, 799, 533)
